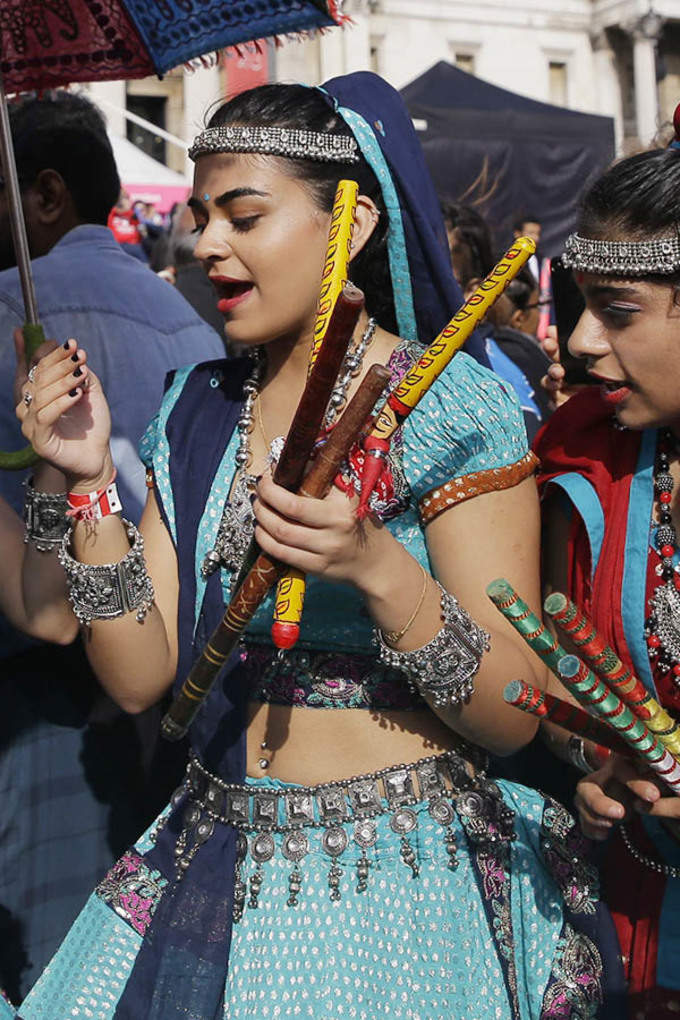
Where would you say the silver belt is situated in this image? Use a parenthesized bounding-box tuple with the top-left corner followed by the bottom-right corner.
(165, 747, 516, 923)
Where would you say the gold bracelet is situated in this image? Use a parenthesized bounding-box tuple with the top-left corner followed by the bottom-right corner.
(382, 564, 429, 646)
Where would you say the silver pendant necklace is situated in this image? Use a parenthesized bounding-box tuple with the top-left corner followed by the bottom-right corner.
(202, 319, 377, 581)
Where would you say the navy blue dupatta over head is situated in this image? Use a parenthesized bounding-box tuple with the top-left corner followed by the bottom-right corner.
(320, 72, 490, 366)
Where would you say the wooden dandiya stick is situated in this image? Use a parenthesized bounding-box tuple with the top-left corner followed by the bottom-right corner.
(503, 679, 630, 760)
(232, 283, 364, 592)
(544, 592, 680, 757)
(272, 236, 538, 652)
(486, 578, 568, 673)
(271, 180, 359, 648)
(357, 236, 536, 512)
(558, 654, 680, 795)
(161, 363, 391, 741)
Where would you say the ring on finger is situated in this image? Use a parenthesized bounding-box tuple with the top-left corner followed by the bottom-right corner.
(23, 391, 33, 407)
(28, 365, 37, 384)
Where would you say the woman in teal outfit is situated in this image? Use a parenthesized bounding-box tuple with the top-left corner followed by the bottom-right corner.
(10, 74, 618, 1019)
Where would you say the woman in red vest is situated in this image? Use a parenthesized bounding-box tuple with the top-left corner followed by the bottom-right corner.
(537, 112, 680, 1019)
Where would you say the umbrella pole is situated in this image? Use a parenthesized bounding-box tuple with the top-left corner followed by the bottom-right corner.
(0, 77, 39, 326)
(0, 74, 42, 469)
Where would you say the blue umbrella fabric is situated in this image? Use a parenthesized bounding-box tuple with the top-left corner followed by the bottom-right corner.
(1, 0, 345, 94)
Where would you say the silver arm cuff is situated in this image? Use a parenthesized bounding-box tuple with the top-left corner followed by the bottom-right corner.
(23, 480, 69, 552)
(374, 583, 490, 708)
(58, 519, 154, 626)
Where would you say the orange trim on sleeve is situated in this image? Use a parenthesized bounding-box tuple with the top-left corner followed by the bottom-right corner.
(419, 451, 539, 525)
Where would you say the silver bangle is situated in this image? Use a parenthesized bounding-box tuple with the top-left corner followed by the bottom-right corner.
(23, 480, 69, 552)
(567, 735, 593, 774)
(58, 519, 155, 626)
(374, 583, 490, 708)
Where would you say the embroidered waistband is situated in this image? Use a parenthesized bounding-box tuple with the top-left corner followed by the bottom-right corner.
(167, 747, 518, 923)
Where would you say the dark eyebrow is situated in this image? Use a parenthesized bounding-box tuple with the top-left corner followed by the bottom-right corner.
(188, 187, 270, 212)
(583, 284, 641, 300)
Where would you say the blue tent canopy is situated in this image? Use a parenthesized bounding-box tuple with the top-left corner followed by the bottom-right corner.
(401, 61, 616, 259)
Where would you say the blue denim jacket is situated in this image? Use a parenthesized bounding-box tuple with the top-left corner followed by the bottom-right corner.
(0, 223, 225, 654)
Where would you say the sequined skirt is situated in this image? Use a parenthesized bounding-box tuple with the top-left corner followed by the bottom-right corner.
(16, 753, 613, 1020)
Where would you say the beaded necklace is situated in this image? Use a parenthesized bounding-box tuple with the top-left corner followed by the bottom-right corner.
(202, 319, 376, 580)
(645, 429, 680, 689)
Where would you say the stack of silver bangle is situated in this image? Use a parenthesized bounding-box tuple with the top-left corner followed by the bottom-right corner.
(374, 583, 490, 708)
(23, 480, 70, 552)
(58, 519, 155, 626)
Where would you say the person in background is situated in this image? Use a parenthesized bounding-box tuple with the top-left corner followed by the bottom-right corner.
(442, 202, 551, 441)
(107, 187, 146, 262)
(156, 202, 226, 337)
(513, 214, 542, 282)
(0, 89, 224, 1001)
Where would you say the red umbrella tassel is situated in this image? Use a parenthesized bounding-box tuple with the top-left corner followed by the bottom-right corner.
(357, 436, 391, 519)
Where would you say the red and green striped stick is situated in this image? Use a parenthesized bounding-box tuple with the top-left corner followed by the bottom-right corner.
(486, 578, 567, 673)
(545, 592, 680, 757)
(558, 654, 680, 794)
(503, 679, 629, 759)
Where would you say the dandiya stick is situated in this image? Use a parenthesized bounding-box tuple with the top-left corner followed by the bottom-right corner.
(503, 679, 631, 760)
(544, 592, 680, 758)
(161, 363, 391, 741)
(558, 655, 680, 795)
(232, 284, 364, 594)
(358, 236, 536, 511)
(272, 180, 359, 647)
(309, 179, 358, 373)
(486, 578, 568, 673)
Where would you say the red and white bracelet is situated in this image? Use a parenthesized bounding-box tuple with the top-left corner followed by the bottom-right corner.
(66, 470, 122, 522)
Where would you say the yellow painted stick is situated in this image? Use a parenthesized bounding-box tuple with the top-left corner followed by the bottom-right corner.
(272, 180, 359, 648)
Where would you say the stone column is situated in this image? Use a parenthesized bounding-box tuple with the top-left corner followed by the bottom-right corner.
(590, 30, 624, 153)
(631, 11, 664, 145)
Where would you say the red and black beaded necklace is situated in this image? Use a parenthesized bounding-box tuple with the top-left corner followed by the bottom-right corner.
(645, 429, 680, 688)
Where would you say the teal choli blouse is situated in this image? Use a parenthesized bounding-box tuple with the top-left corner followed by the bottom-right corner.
(141, 350, 534, 709)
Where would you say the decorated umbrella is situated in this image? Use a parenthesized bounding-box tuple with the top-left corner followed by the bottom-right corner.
(0, 0, 347, 467)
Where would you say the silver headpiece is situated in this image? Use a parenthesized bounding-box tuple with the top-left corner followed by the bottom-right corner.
(189, 125, 360, 164)
(563, 232, 680, 276)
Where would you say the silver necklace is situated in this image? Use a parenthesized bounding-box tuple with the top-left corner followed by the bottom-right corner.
(620, 823, 680, 879)
(202, 319, 376, 581)
(202, 349, 265, 578)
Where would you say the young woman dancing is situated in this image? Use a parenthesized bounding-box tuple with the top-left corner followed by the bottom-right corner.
(537, 126, 680, 1018)
(11, 73, 617, 1019)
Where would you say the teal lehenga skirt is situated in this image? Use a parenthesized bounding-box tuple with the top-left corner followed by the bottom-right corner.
(13, 750, 609, 1020)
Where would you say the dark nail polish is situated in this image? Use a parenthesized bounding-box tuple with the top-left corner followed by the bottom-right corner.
(255, 474, 262, 483)
(69, 389, 77, 397)
(71, 354, 79, 362)
(63, 340, 70, 350)
(73, 367, 82, 377)
(249, 493, 256, 504)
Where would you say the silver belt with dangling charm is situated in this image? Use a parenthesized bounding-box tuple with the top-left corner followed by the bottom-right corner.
(166, 745, 517, 924)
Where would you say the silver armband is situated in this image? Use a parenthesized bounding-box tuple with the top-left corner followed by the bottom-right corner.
(58, 519, 154, 626)
(374, 584, 490, 708)
(23, 480, 69, 552)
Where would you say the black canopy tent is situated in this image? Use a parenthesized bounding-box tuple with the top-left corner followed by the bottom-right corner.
(401, 61, 616, 259)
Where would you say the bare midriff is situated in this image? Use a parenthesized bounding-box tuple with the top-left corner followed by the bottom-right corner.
(246, 701, 463, 785)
